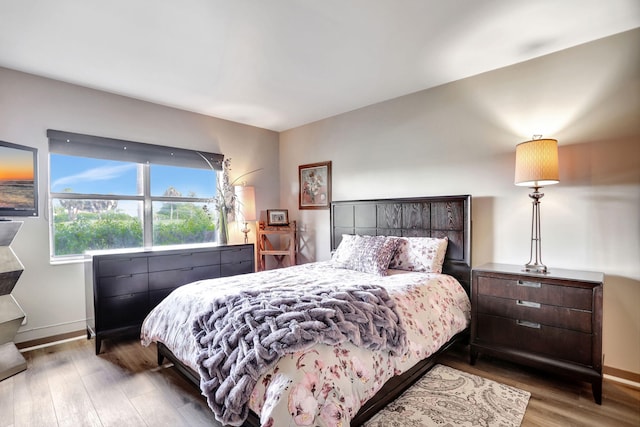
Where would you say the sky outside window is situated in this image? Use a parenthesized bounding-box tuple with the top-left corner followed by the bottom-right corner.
(51, 155, 216, 198)
(50, 154, 139, 195)
(150, 164, 216, 198)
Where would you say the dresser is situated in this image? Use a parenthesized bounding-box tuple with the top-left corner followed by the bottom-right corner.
(85, 244, 254, 354)
(470, 263, 604, 404)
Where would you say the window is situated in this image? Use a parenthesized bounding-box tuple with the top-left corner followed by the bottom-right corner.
(48, 130, 223, 260)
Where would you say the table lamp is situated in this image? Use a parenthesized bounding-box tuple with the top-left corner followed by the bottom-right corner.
(514, 136, 559, 273)
(235, 186, 256, 244)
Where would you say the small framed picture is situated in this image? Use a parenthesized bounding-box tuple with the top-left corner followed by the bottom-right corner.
(267, 209, 289, 226)
(299, 161, 332, 210)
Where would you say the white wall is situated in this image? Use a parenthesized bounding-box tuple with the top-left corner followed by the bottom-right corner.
(0, 67, 280, 343)
(280, 30, 640, 375)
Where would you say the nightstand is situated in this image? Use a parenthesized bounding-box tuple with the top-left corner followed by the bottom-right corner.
(470, 263, 604, 404)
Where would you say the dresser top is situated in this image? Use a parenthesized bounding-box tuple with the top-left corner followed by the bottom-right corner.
(85, 243, 251, 257)
(474, 263, 604, 284)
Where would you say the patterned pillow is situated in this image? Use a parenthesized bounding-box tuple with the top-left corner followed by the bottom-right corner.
(331, 234, 399, 276)
(388, 236, 448, 274)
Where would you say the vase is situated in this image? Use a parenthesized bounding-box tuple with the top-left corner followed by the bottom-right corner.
(218, 227, 228, 245)
(218, 208, 229, 245)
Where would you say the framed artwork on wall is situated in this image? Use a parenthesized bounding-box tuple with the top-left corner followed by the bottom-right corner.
(267, 209, 289, 226)
(299, 161, 332, 210)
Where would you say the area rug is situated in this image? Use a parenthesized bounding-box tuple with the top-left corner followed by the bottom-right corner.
(364, 364, 530, 427)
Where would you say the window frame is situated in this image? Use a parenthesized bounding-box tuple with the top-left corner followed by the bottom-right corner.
(48, 130, 223, 261)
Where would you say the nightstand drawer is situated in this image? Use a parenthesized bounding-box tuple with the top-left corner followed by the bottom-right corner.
(477, 294, 592, 333)
(476, 313, 592, 366)
(477, 276, 592, 310)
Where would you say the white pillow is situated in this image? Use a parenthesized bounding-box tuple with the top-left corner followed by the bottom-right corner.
(388, 236, 448, 273)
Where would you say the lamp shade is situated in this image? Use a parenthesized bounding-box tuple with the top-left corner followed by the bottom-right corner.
(514, 138, 559, 187)
(235, 186, 257, 221)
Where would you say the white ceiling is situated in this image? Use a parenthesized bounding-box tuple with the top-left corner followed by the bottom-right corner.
(1, 1, 639, 132)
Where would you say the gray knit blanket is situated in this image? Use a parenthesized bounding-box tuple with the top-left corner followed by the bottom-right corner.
(192, 283, 407, 426)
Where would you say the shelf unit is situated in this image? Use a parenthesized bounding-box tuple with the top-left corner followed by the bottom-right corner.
(0, 221, 27, 381)
(257, 221, 296, 271)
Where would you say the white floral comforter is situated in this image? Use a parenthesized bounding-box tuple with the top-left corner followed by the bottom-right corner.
(141, 261, 470, 427)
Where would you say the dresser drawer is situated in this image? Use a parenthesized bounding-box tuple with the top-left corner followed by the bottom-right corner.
(221, 260, 254, 277)
(221, 246, 254, 264)
(476, 276, 592, 310)
(148, 250, 221, 272)
(148, 264, 221, 290)
(476, 313, 592, 366)
(477, 294, 592, 333)
(97, 273, 148, 298)
(98, 293, 148, 329)
(97, 256, 148, 277)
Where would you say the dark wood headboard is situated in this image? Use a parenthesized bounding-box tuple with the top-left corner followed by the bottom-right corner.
(330, 195, 471, 294)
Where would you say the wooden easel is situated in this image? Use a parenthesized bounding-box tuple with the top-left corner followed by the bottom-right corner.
(257, 221, 296, 271)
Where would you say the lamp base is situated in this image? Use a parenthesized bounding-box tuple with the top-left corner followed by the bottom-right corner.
(522, 186, 550, 275)
(523, 263, 548, 274)
(241, 221, 250, 244)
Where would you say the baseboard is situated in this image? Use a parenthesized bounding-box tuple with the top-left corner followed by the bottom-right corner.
(604, 365, 640, 389)
(15, 330, 86, 351)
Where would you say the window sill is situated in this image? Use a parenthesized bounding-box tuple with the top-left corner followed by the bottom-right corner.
(49, 256, 88, 266)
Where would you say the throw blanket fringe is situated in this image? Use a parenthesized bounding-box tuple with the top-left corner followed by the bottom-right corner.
(192, 283, 407, 426)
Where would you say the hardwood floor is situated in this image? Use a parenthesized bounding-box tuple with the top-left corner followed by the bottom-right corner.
(1, 337, 638, 426)
(1, 337, 222, 427)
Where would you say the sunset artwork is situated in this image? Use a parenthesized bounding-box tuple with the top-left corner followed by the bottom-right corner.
(0, 146, 36, 208)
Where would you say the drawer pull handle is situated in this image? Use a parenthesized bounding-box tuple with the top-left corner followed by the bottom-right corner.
(516, 300, 541, 309)
(115, 274, 133, 279)
(516, 320, 541, 329)
(180, 267, 194, 271)
(181, 253, 193, 257)
(517, 280, 541, 288)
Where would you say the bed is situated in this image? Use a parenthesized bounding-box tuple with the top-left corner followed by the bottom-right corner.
(141, 195, 471, 427)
